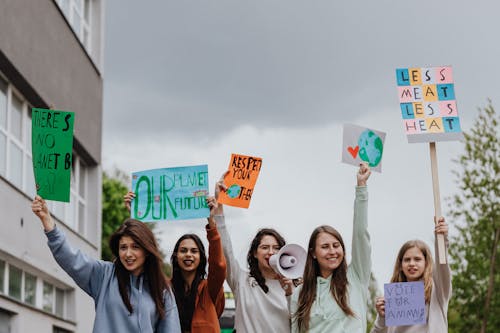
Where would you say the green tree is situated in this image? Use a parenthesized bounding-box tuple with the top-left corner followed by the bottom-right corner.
(101, 169, 130, 261)
(448, 101, 500, 333)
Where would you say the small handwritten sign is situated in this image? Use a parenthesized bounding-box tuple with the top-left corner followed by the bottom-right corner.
(342, 124, 386, 172)
(396, 66, 463, 143)
(131, 165, 209, 222)
(384, 281, 426, 327)
(218, 154, 262, 208)
(32, 108, 75, 202)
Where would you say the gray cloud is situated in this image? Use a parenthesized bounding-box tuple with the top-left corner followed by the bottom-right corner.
(104, 1, 500, 143)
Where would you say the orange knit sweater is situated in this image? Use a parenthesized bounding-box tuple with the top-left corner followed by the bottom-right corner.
(189, 224, 226, 333)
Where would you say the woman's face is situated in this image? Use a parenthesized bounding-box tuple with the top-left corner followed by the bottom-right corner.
(314, 232, 344, 278)
(402, 246, 426, 281)
(119, 236, 146, 276)
(254, 235, 281, 273)
(176, 238, 200, 273)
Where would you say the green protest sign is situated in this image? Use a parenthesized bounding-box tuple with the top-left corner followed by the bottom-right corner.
(31, 108, 75, 202)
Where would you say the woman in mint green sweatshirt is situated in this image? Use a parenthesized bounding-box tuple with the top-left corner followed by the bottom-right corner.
(290, 163, 372, 333)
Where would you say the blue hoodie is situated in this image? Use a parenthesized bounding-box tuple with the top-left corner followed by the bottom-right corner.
(46, 226, 181, 333)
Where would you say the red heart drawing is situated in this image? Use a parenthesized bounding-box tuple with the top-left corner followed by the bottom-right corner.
(348, 146, 359, 158)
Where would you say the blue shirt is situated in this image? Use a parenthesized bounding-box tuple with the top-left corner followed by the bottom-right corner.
(46, 226, 181, 333)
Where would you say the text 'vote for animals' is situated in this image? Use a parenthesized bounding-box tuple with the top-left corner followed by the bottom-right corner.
(396, 66, 463, 143)
(384, 281, 426, 327)
(32, 108, 74, 202)
(342, 124, 386, 173)
(131, 165, 209, 222)
(218, 154, 262, 208)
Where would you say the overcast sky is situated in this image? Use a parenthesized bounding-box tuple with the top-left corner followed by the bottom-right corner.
(102, 0, 500, 291)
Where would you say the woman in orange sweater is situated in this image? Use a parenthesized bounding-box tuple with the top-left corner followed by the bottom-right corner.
(125, 193, 226, 333)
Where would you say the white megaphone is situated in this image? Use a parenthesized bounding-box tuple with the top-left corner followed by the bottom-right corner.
(269, 244, 307, 279)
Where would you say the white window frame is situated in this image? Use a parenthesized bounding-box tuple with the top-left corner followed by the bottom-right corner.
(0, 72, 88, 238)
(0, 256, 70, 319)
(56, 0, 93, 53)
(49, 154, 87, 236)
(0, 74, 36, 198)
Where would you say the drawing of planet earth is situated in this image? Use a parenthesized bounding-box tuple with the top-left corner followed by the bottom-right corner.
(226, 184, 241, 198)
(358, 130, 383, 167)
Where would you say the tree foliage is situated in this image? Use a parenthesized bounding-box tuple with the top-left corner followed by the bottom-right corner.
(101, 169, 172, 276)
(448, 101, 500, 333)
(101, 169, 130, 261)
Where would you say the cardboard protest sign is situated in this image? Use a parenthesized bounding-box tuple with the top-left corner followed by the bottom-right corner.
(396, 66, 463, 143)
(32, 108, 75, 202)
(342, 124, 386, 172)
(218, 154, 262, 208)
(384, 281, 426, 327)
(131, 165, 209, 222)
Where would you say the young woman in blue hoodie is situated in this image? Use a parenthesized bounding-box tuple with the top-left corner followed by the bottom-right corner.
(32, 195, 181, 333)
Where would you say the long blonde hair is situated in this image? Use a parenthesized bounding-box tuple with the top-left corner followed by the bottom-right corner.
(293, 226, 355, 332)
(390, 240, 433, 303)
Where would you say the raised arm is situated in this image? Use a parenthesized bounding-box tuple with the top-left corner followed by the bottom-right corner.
(31, 196, 108, 298)
(433, 217, 452, 304)
(350, 163, 372, 285)
(205, 196, 227, 314)
(124, 190, 135, 213)
(214, 172, 243, 292)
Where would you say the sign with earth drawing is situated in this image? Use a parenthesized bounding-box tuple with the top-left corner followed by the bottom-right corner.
(342, 124, 386, 172)
(218, 153, 263, 208)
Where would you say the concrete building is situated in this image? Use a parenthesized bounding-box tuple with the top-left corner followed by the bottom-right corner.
(0, 0, 104, 332)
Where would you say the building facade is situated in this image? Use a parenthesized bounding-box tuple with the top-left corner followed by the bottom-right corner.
(0, 0, 104, 332)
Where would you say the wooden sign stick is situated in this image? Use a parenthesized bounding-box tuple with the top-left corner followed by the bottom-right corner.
(429, 142, 447, 264)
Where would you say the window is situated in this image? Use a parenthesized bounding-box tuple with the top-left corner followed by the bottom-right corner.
(0, 78, 7, 129)
(7, 266, 21, 301)
(0, 260, 5, 294)
(0, 259, 70, 319)
(0, 73, 89, 236)
(0, 75, 36, 198)
(24, 272, 37, 306)
(56, 0, 92, 52)
(55, 288, 65, 317)
(0, 77, 8, 176)
(43, 282, 54, 313)
(49, 154, 87, 235)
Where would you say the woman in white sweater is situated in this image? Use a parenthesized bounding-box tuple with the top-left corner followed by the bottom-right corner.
(214, 173, 294, 333)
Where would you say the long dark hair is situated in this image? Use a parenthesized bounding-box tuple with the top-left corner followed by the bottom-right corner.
(294, 225, 354, 332)
(246, 228, 285, 293)
(171, 234, 207, 331)
(109, 219, 170, 319)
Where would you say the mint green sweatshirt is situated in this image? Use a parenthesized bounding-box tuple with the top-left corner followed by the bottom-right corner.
(290, 186, 371, 333)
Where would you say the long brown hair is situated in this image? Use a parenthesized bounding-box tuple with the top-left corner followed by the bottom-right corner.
(171, 234, 207, 331)
(110, 218, 170, 319)
(246, 228, 285, 293)
(390, 240, 433, 303)
(294, 225, 354, 332)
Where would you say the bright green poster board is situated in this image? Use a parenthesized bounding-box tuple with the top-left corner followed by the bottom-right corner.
(31, 108, 75, 202)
